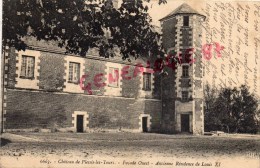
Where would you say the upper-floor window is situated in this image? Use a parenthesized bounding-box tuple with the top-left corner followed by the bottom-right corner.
(182, 65, 189, 77)
(182, 91, 189, 101)
(108, 67, 119, 87)
(20, 55, 35, 79)
(183, 16, 189, 26)
(143, 72, 151, 91)
(69, 62, 80, 83)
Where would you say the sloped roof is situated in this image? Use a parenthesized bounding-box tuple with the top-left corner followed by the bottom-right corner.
(160, 3, 205, 21)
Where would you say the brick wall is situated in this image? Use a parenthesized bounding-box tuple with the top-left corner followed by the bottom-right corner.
(6, 47, 160, 98)
(160, 14, 205, 134)
(39, 52, 65, 91)
(160, 17, 179, 133)
(121, 65, 141, 98)
(6, 47, 17, 89)
(3, 47, 163, 132)
(161, 17, 177, 52)
(84, 59, 106, 95)
(5, 89, 161, 132)
(191, 15, 204, 134)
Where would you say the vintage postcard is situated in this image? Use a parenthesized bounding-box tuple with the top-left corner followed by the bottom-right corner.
(0, 0, 259, 168)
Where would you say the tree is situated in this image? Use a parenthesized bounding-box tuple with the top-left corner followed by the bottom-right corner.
(3, 0, 166, 59)
(204, 85, 260, 134)
(204, 83, 220, 132)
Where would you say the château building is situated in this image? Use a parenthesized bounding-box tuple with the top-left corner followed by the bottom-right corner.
(1, 3, 205, 135)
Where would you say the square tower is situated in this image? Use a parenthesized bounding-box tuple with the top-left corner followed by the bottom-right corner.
(160, 3, 206, 134)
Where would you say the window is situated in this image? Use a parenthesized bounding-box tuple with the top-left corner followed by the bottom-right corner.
(183, 16, 189, 26)
(181, 78, 190, 87)
(182, 91, 189, 101)
(20, 55, 35, 79)
(180, 49, 193, 63)
(182, 65, 189, 77)
(68, 62, 80, 83)
(108, 67, 119, 87)
(143, 72, 151, 91)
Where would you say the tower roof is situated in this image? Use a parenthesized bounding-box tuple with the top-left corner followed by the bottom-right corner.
(159, 3, 206, 21)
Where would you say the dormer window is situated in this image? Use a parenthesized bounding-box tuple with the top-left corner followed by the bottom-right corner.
(183, 16, 189, 26)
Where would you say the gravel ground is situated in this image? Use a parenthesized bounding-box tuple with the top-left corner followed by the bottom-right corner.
(0, 132, 259, 168)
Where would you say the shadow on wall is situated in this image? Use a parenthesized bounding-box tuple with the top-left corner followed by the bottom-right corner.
(6, 105, 67, 132)
(143, 100, 162, 133)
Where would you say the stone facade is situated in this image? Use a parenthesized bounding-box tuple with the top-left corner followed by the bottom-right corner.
(1, 3, 205, 134)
